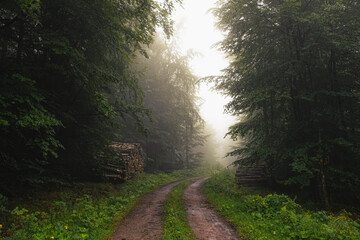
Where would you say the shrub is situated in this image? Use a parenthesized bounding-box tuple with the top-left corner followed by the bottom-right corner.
(1, 168, 212, 239)
(203, 170, 360, 240)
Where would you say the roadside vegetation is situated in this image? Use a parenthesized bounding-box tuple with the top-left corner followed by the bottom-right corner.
(203, 170, 360, 240)
(163, 179, 197, 240)
(0, 168, 212, 240)
(0, 0, 207, 200)
(214, 0, 360, 210)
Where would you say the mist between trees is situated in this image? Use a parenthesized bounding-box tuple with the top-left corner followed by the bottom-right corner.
(0, 0, 217, 196)
(1, 0, 360, 211)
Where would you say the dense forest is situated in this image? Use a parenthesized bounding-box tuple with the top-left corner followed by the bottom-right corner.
(0, 0, 207, 195)
(1, 0, 360, 239)
(125, 37, 205, 171)
(1, 0, 360, 210)
(213, 0, 360, 208)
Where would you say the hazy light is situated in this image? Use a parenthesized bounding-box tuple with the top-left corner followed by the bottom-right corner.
(172, 0, 236, 142)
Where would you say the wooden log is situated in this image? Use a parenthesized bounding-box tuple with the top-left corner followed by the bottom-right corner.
(100, 142, 143, 182)
(235, 163, 267, 187)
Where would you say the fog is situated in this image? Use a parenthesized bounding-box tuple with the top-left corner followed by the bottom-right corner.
(172, 0, 237, 164)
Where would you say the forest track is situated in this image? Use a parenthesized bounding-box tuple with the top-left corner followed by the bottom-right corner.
(184, 178, 241, 240)
(109, 178, 191, 240)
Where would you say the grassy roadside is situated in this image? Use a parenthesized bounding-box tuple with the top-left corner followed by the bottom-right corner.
(203, 170, 360, 240)
(0, 167, 215, 240)
(162, 179, 198, 240)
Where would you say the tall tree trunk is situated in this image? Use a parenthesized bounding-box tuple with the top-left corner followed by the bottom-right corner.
(16, 19, 25, 60)
(319, 159, 330, 209)
(329, 50, 346, 129)
(318, 128, 330, 209)
(185, 123, 189, 168)
(263, 101, 269, 137)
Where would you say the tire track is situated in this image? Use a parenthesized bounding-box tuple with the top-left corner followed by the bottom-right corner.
(184, 178, 241, 240)
(110, 178, 190, 240)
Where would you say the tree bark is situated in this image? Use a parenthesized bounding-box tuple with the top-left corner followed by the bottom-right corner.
(318, 128, 330, 209)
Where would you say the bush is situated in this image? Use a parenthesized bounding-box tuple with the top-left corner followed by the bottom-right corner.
(0, 194, 9, 216)
(203, 170, 360, 240)
(1, 168, 212, 239)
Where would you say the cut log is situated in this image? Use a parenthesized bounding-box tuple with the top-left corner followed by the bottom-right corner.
(101, 142, 144, 182)
(235, 164, 267, 187)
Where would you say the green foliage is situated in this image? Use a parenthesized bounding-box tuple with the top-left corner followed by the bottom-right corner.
(1, 168, 207, 239)
(0, 194, 9, 217)
(126, 36, 205, 170)
(94, 91, 115, 118)
(214, 0, 360, 206)
(163, 179, 197, 240)
(203, 170, 360, 240)
(0, 72, 64, 190)
(0, 0, 182, 190)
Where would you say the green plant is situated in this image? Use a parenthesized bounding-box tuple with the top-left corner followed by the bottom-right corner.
(0, 194, 9, 216)
(203, 170, 360, 240)
(2, 168, 212, 239)
(163, 179, 197, 240)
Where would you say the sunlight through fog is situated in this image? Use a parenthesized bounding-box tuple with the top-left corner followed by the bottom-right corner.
(172, 0, 236, 149)
(171, 0, 237, 163)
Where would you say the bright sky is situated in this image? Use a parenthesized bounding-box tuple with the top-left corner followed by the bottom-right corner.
(172, 0, 236, 142)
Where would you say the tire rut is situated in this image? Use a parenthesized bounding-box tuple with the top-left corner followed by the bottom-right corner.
(109, 178, 190, 240)
(183, 178, 241, 240)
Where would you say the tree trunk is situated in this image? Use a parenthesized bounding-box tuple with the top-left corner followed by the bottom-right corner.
(16, 19, 25, 60)
(318, 128, 330, 209)
(319, 158, 330, 209)
(185, 123, 189, 168)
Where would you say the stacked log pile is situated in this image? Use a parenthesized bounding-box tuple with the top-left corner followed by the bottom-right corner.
(102, 142, 143, 182)
(235, 163, 267, 187)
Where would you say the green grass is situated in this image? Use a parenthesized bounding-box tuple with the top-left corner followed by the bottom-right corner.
(0, 167, 215, 240)
(203, 169, 360, 240)
(162, 179, 197, 240)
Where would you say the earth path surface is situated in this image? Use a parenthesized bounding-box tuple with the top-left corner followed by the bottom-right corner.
(110, 177, 241, 240)
(109, 178, 189, 240)
(183, 178, 241, 240)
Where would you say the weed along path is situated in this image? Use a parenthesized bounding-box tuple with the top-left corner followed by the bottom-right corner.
(184, 178, 241, 240)
(109, 178, 190, 240)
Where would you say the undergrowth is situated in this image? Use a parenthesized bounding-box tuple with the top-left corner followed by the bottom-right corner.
(162, 179, 197, 240)
(203, 169, 360, 240)
(0, 167, 215, 240)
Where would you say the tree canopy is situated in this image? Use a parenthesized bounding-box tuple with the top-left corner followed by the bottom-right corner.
(126, 36, 205, 170)
(214, 0, 360, 207)
(0, 0, 184, 193)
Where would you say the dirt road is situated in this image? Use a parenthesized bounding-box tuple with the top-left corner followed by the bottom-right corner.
(110, 177, 241, 240)
(110, 179, 189, 240)
(183, 178, 241, 240)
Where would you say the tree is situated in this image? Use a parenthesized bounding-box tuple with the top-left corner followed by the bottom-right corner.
(127, 36, 204, 170)
(214, 0, 360, 207)
(0, 0, 181, 192)
(193, 123, 219, 165)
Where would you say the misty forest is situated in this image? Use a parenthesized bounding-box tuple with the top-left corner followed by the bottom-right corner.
(0, 0, 360, 239)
